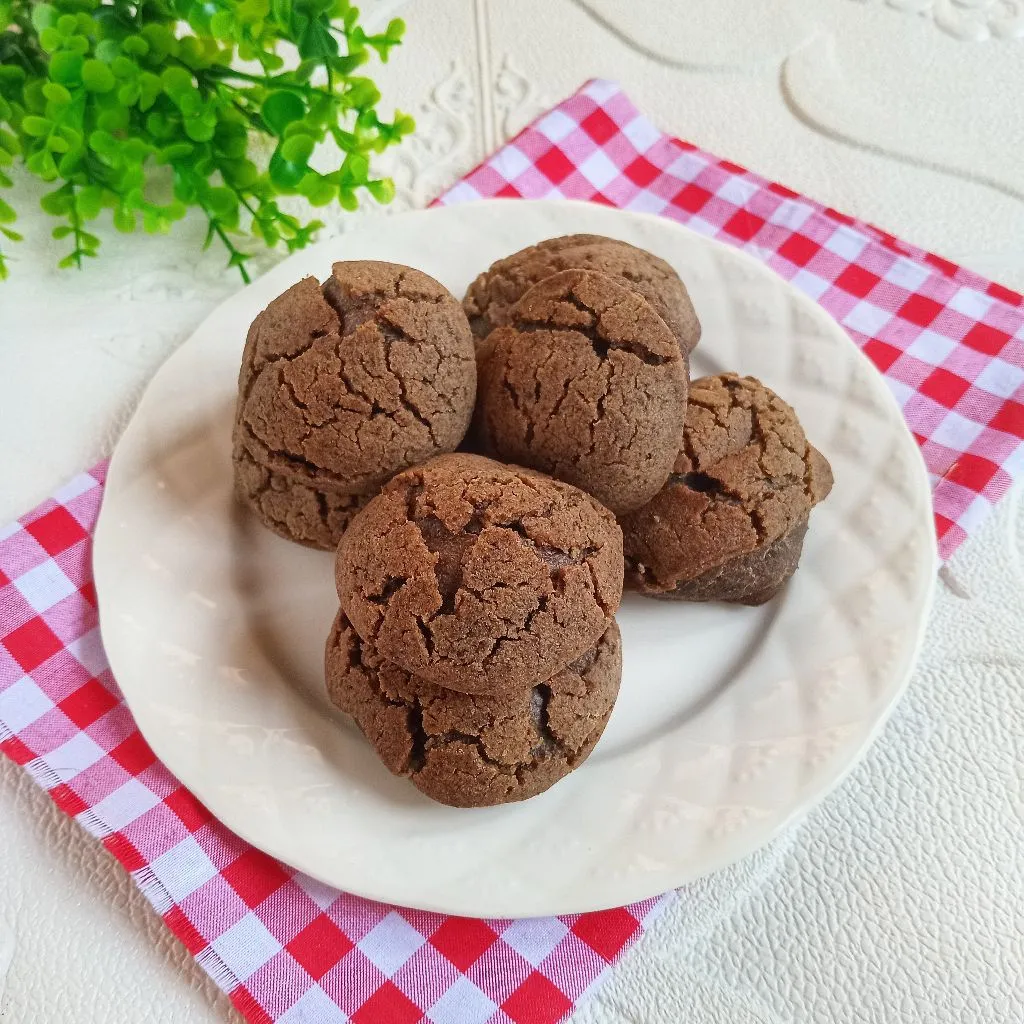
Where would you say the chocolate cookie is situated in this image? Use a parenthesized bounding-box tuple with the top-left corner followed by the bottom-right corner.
(464, 234, 701, 354)
(335, 453, 623, 694)
(233, 442, 372, 550)
(234, 262, 476, 495)
(326, 611, 621, 807)
(474, 269, 688, 515)
(620, 373, 833, 605)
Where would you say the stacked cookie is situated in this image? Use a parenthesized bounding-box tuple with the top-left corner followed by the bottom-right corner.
(233, 261, 476, 549)
(232, 234, 834, 808)
(327, 455, 623, 806)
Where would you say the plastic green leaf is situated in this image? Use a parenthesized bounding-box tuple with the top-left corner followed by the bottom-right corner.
(40, 186, 72, 215)
(82, 60, 116, 93)
(280, 133, 315, 164)
(31, 3, 58, 31)
(262, 91, 305, 134)
(95, 39, 120, 63)
(39, 27, 63, 53)
(366, 177, 394, 204)
(76, 186, 104, 219)
(20, 116, 52, 138)
(51, 224, 73, 239)
(113, 207, 136, 232)
(41, 82, 73, 104)
(49, 52, 84, 85)
(268, 150, 305, 188)
(184, 116, 216, 142)
(160, 66, 193, 97)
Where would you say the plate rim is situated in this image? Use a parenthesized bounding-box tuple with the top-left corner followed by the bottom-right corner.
(94, 198, 938, 916)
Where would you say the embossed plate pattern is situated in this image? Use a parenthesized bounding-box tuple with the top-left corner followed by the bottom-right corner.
(93, 200, 936, 917)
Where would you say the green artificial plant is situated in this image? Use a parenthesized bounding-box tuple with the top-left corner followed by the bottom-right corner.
(0, 0, 414, 281)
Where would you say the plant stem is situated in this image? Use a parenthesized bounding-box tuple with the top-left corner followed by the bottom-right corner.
(66, 182, 84, 269)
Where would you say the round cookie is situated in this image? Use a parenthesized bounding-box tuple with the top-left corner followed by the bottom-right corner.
(620, 373, 834, 605)
(234, 261, 476, 495)
(335, 453, 623, 694)
(464, 233, 701, 354)
(233, 441, 372, 550)
(325, 611, 622, 807)
(474, 269, 688, 515)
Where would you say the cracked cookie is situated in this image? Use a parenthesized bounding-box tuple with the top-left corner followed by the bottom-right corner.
(464, 233, 701, 354)
(335, 453, 623, 694)
(474, 269, 688, 515)
(620, 373, 833, 605)
(326, 610, 621, 807)
(233, 441, 372, 550)
(233, 261, 476, 496)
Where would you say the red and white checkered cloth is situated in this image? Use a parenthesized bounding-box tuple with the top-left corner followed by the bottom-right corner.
(1, 80, 1022, 1024)
(439, 80, 1024, 559)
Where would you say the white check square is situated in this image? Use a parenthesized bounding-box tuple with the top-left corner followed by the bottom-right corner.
(974, 358, 1024, 400)
(534, 109, 577, 143)
(578, 149, 621, 190)
(14, 560, 77, 614)
(207, 913, 282, 980)
(930, 411, 985, 452)
(279, 985, 347, 1023)
(91, 777, 161, 832)
(905, 329, 958, 368)
(46, 731, 106, 781)
(428, 977, 497, 1024)
(844, 301, 892, 338)
(620, 114, 663, 153)
(151, 835, 220, 902)
(0, 675, 54, 733)
(500, 917, 569, 967)
(824, 226, 868, 262)
(358, 912, 425, 976)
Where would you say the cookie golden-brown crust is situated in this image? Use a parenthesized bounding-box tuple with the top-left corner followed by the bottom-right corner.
(620, 374, 833, 604)
(234, 261, 476, 495)
(233, 441, 372, 550)
(335, 453, 624, 694)
(474, 269, 688, 514)
(325, 611, 621, 807)
(464, 234, 701, 354)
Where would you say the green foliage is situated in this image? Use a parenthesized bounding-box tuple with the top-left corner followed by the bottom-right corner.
(0, 0, 412, 281)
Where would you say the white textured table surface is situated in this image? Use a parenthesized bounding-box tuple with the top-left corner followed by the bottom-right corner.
(2, 1, 1022, 1021)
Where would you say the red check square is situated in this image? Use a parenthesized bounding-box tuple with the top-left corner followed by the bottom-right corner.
(670, 184, 712, 214)
(722, 210, 766, 242)
(221, 849, 291, 908)
(900, 294, 944, 328)
(623, 156, 659, 187)
(3, 617, 63, 672)
(920, 368, 971, 407)
(430, 917, 498, 971)
(287, 916, 354, 980)
(572, 908, 640, 961)
(961, 323, 1012, 357)
(778, 233, 820, 267)
(503, 973, 573, 1024)
(835, 265, 881, 298)
(58, 677, 118, 728)
(26, 507, 89, 556)
(351, 981, 421, 1024)
(580, 109, 617, 144)
(535, 147, 575, 185)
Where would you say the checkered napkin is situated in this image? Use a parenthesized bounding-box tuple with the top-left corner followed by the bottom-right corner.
(1, 80, 1022, 1024)
(440, 80, 1024, 559)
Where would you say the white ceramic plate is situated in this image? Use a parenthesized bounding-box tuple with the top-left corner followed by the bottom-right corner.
(94, 200, 936, 917)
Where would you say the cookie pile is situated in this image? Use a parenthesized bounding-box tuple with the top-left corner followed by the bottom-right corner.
(232, 235, 833, 807)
